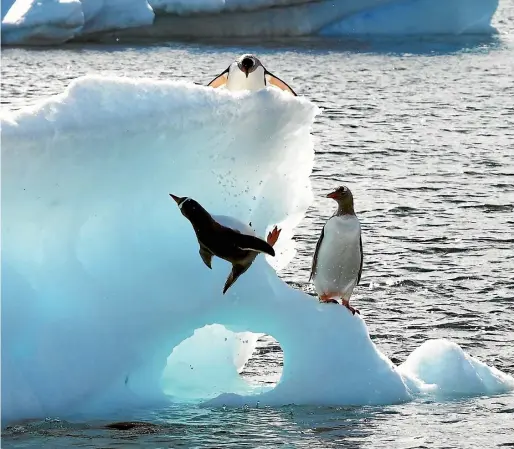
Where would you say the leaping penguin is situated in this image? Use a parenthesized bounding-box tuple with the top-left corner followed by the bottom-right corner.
(206, 54, 297, 96)
(310, 186, 363, 315)
(170, 194, 281, 294)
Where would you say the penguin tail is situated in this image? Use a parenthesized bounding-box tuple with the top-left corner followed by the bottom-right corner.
(234, 233, 275, 257)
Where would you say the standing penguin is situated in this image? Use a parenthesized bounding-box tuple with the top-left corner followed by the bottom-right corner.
(170, 194, 281, 294)
(310, 186, 363, 315)
(206, 54, 297, 96)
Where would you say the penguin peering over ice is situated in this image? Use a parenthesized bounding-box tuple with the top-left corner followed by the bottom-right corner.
(206, 54, 297, 96)
(170, 194, 281, 294)
(310, 186, 363, 315)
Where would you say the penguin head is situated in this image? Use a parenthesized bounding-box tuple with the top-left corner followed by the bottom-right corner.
(237, 54, 261, 78)
(326, 186, 355, 214)
(169, 194, 205, 222)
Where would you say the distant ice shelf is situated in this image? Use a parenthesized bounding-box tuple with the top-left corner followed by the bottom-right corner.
(1, 0, 499, 46)
(2, 75, 513, 426)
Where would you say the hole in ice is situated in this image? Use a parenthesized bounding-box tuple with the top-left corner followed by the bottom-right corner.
(240, 335, 283, 388)
(161, 325, 283, 401)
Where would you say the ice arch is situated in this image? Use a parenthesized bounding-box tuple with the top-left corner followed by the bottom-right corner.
(162, 326, 268, 400)
(2, 75, 513, 425)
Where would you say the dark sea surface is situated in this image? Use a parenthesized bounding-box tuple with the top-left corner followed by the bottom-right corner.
(1, 2, 514, 448)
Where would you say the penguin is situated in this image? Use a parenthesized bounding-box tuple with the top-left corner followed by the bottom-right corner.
(310, 186, 363, 315)
(170, 194, 281, 294)
(206, 54, 297, 96)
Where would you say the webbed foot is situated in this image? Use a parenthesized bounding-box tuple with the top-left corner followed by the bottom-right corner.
(266, 226, 282, 247)
(319, 293, 339, 304)
(342, 299, 360, 315)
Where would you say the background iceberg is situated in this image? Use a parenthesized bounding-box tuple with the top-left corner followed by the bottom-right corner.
(2, 75, 513, 426)
(320, 0, 499, 37)
(1, 0, 154, 45)
(1, 0, 499, 45)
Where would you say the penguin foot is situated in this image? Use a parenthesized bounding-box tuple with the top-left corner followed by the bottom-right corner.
(319, 293, 339, 304)
(266, 226, 281, 247)
(342, 299, 360, 315)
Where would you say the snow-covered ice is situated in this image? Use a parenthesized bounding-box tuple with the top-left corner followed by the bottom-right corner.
(1, 0, 85, 45)
(1, 0, 499, 45)
(1, 75, 513, 425)
(398, 339, 514, 398)
(1, 0, 154, 44)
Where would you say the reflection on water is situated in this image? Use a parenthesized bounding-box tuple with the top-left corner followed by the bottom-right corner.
(3, 396, 514, 448)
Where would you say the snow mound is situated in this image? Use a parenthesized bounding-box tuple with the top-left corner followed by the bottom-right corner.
(398, 339, 514, 397)
(1, 0, 499, 45)
(2, 75, 512, 425)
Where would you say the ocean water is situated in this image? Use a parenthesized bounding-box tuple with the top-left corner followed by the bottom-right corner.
(2, 2, 514, 448)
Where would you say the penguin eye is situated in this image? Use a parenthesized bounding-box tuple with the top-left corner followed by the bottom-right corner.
(178, 197, 191, 210)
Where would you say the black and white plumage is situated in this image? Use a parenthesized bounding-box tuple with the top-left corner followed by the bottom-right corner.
(206, 54, 297, 96)
(310, 186, 363, 315)
(170, 194, 280, 295)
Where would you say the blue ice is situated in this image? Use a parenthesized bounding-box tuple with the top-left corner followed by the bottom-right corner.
(1, 75, 513, 425)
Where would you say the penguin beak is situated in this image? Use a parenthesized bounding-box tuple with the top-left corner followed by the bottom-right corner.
(326, 191, 338, 199)
(169, 194, 181, 204)
(239, 66, 250, 78)
(239, 57, 254, 78)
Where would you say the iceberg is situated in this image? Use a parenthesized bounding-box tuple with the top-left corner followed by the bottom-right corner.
(1, 0, 85, 45)
(319, 0, 499, 37)
(2, 75, 513, 426)
(1, 0, 154, 45)
(1, 0, 499, 46)
(398, 340, 514, 398)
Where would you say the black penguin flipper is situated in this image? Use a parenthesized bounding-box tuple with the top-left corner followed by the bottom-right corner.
(264, 70, 297, 96)
(233, 233, 275, 257)
(357, 235, 363, 285)
(309, 226, 324, 282)
(223, 264, 250, 294)
(199, 245, 213, 269)
(207, 67, 229, 88)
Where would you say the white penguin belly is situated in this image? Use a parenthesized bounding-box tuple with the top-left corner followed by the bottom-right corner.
(313, 216, 361, 300)
(226, 66, 266, 92)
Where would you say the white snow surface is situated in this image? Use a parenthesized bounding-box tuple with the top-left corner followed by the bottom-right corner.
(1, 75, 513, 425)
(1, 0, 499, 45)
(398, 340, 514, 398)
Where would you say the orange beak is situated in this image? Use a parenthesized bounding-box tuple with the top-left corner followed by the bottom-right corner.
(169, 194, 180, 204)
(326, 191, 338, 199)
